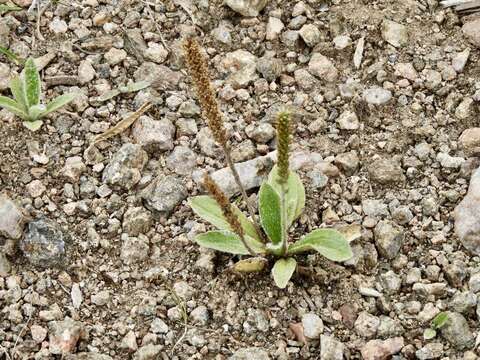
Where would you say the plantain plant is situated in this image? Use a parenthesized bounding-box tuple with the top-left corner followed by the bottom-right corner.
(184, 37, 353, 288)
(0, 58, 76, 131)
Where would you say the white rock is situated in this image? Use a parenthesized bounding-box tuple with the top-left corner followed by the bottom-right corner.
(308, 53, 338, 82)
(363, 87, 392, 105)
(224, 0, 268, 17)
(452, 48, 470, 73)
(302, 313, 324, 339)
(299, 24, 321, 47)
(49, 18, 68, 34)
(381, 20, 408, 47)
(266, 17, 284, 40)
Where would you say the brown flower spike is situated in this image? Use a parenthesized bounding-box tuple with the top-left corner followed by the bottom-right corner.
(183, 37, 228, 146)
(203, 174, 255, 255)
(276, 112, 291, 184)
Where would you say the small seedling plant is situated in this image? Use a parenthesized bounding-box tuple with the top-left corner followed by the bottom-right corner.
(184, 38, 353, 288)
(423, 312, 449, 340)
(0, 58, 76, 131)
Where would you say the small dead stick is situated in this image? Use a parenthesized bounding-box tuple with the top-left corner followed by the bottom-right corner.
(90, 101, 152, 145)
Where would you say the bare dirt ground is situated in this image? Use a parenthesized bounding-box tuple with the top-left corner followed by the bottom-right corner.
(1, 0, 480, 359)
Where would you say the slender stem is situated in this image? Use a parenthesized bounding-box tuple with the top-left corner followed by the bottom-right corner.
(222, 144, 266, 243)
(280, 182, 288, 256)
(239, 232, 257, 256)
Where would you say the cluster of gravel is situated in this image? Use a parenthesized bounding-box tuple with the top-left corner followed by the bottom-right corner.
(2, 0, 480, 358)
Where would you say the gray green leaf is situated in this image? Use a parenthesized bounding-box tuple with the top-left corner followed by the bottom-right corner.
(233, 257, 268, 273)
(22, 58, 41, 107)
(9, 76, 27, 112)
(288, 229, 353, 261)
(195, 230, 251, 255)
(0, 95, 28, 119)
(259, 182, 283, 245)
(267, 165, 305, 228)
(431, 312, 449, 329)
(272, 257, 297, 289)
(22, 120, 43, 131)
(42, 93, 76, 117)
(188, 195, 262, 244)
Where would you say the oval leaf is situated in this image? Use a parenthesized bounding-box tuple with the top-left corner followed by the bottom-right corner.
(272, 257, 297, 289)
(195, 230, 251, 255)
(267, 165, 305, 228)
(22, 58, 41, 107)
(22, 120, 43, 132)
(288, 229, 353, 261)
(431, 312, 449, 329)
(259, 182, 283, 244)
(189, 195, 261, 243)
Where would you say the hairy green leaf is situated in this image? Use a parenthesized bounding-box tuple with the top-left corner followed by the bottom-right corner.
(259, 182, 283, 245)
(423, 328, 436, 340)
(288, 229, 353, 261)
(42, 93, 76, 117)
(98, 81, 151, 102)
(9, 76, 27, 112)
(0, 95, 28, 119)
(0, 4, 22, 13)
(189, 195, 261, 243)
(272, 257, 297, 289)
(267, 165, 305, 228)
(28, 104, 47, 121)
(233, 257, 268, 273)
(431, 312, 449, 329)
(22, 120, 43, 131)
(195, 230, 251, 255)
(22, 58, 41, 107)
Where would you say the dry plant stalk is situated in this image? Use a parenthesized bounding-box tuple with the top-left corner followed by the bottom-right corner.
(183, 37, 265, 242)
(203, 174, 256, 255)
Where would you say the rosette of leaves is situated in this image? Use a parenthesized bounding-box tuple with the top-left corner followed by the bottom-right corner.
(0, 58, 76, 131)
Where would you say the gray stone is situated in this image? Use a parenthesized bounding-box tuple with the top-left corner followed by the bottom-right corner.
(394, 62, 418, 81)
(450, 291, 477, 314)
(294, 68, 318, 90)
(336, 110, 359, 130)
(374, 220, 404, 259)
(190, 305, 209, 325)
(379, 270, 402, 294)
(455, 167, 480, 255)
(20, 219, 68, 268)
(91, 290, 110, 306)
(415, 343, 443, 360)
(120, 234, 149, 265)
(299, 24, 321, 47)
(469, 272, 480, 292)
(144, 42, 168, 64)
(224, 0, 268, 17)
(459, 128, 480, 156)
(363, 87, 392, 105)
(452, 48, 470, 73)
(150, 318, 169, 333)
(307, 169, 328, 189)
(211, 22, 232, 44)
(104, 48, 127, 66)
(462, 19, 480, 48)
(354, 312, 379, 339)
(362, 199, 388, 218)
(229, 347, 270, 360)
(381, 20, 408, 47)
(302, 313, 324, 339)
(334, 151, 359, 175)
(132, 116, 175, 153)
(134, 344, 162, 360)
(368, 158, 405, 184)
(308, 53, 338, 82)
(440, 312, 475, 350)
(221, 50, 258, 88)
(122, 207, 153, 236)
(455, 98, 474, 120)
(140, 175, 187, 214)
(49, 318, 84, 355)
(134, 62, 182, 91)
(102, 143, 148, 190)
(62, 156, 87, 182)
(437, 152, 465, 169)
(65, 353, 113, 360)
(167, 146, 197, 175)
(197, 127, 221, 157)
(256, 56, 283, 81)
(377, 316, 404, 338)
(424, 69, 442, 90)
(245, 122, 275, 143)
(78, 60, 96, 84)
(320, 335, 344, 360)
(361, 337, 404, 360)
(266, 17, 284, 40)
(0, 195, 25, 239)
